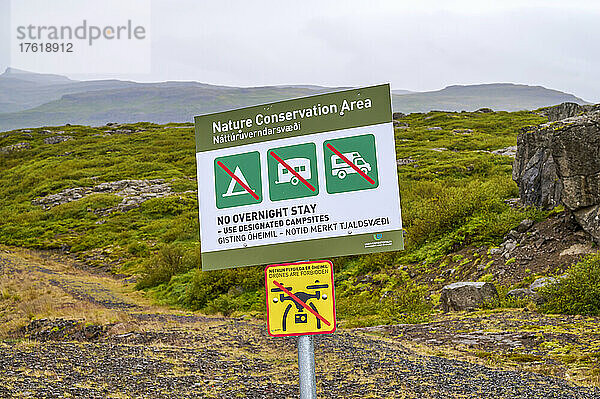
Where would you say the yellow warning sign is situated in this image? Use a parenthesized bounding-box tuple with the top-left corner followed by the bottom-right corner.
(265, 260, 336, 337)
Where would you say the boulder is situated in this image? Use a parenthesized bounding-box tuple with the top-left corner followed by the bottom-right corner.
(43, 135, 72, 144)
(513, 107, 600, 243)
(440, 282, 499, 312)
(516, 219, 534, 233)
(491, 146, 517, 158)
(529, 276, 558, 291)
(396, 157, 416, 166)
(572, 206, 600, 243)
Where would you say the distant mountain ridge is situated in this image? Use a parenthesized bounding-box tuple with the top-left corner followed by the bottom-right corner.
(391, 83, 589, 114)
(0, 68, 590, 131)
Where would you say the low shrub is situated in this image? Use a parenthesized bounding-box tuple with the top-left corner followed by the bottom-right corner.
(135, 244, 198, 289)
(336, 270, 431, 326)
(539, 254, 600, 316)
(183, 266, 263, 310)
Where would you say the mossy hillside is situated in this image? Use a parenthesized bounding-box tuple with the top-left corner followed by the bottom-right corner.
(0, 111, 547, 323)
(0, 123, 199, 268)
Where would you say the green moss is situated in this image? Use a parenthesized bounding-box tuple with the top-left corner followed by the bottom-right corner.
(0, 111, 549, 321)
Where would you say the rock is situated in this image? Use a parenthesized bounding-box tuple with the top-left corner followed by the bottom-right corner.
(392, 112, 406, 119)
(516, 219, 534, 233)
(475, 107, 494, 113)
(512, 125, 562, 210)
(503, 241, 517, 253)
(572, 205, 600, 244)
(529, 277, 558, 292)
(44, 135, 72, 144)
(427, 127, 442, 131)
(513, 108, 600, 243)
(393, 120, 408, 128)
(506, 230, 520, 241)
(506, 288, 535, 299)
(491, 146, 517, 158)
(0, 142, 31, 153)
(489, 247, 503, 255)
(559, 242, 596, 256)
(430, 147, 447, 152)
(31, 179, 175, 213)
(538, 102, 600, 122)
(440, 282, 499, 312)
(453, 129, 473, 135)
(503, 198, 521, 208)
(396, 157, 416, 166)
(19, 318, 108, 342)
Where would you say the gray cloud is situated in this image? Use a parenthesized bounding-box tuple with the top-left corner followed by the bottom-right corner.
(0, 0, 598, 101)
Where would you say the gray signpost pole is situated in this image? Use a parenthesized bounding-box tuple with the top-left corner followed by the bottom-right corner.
(297, 335, 317, 398)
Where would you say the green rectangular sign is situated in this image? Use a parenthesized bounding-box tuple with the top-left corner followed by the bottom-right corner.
(194, 84, 403, 270)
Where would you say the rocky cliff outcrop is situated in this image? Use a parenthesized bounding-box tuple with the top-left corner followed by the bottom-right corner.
(513, 104, 600, 243)
(538, 102, 600, 122)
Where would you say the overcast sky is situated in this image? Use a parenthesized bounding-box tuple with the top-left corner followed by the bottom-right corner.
(1, 0, 599, 102)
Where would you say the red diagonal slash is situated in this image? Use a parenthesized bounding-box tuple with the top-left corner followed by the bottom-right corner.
(325, 143, 375, 184)
(269, 151, 316, 192)
(272, 280, 331, 326)
(216, 160, 260, 200)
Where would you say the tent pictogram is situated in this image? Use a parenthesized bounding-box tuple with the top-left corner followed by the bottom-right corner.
(222, 166, 256, 198)
(214, 151, 262, 209)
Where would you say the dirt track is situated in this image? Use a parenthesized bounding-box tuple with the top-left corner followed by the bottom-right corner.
(1, 248, 599, 398)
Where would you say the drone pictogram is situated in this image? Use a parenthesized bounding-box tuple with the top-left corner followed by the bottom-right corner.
(271, 280, 330, 331)
(265, 260, 336, 337)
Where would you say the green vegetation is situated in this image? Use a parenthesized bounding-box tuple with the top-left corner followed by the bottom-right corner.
(539, 254, 600, 316)
(0, 110, 548, 323)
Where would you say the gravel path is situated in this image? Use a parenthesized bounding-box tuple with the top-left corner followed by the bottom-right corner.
(1, 248, 598, 398)
(1, 321, 598, 398)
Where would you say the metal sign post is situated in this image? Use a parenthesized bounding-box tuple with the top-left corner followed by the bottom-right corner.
(297, 335, 317, 399)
